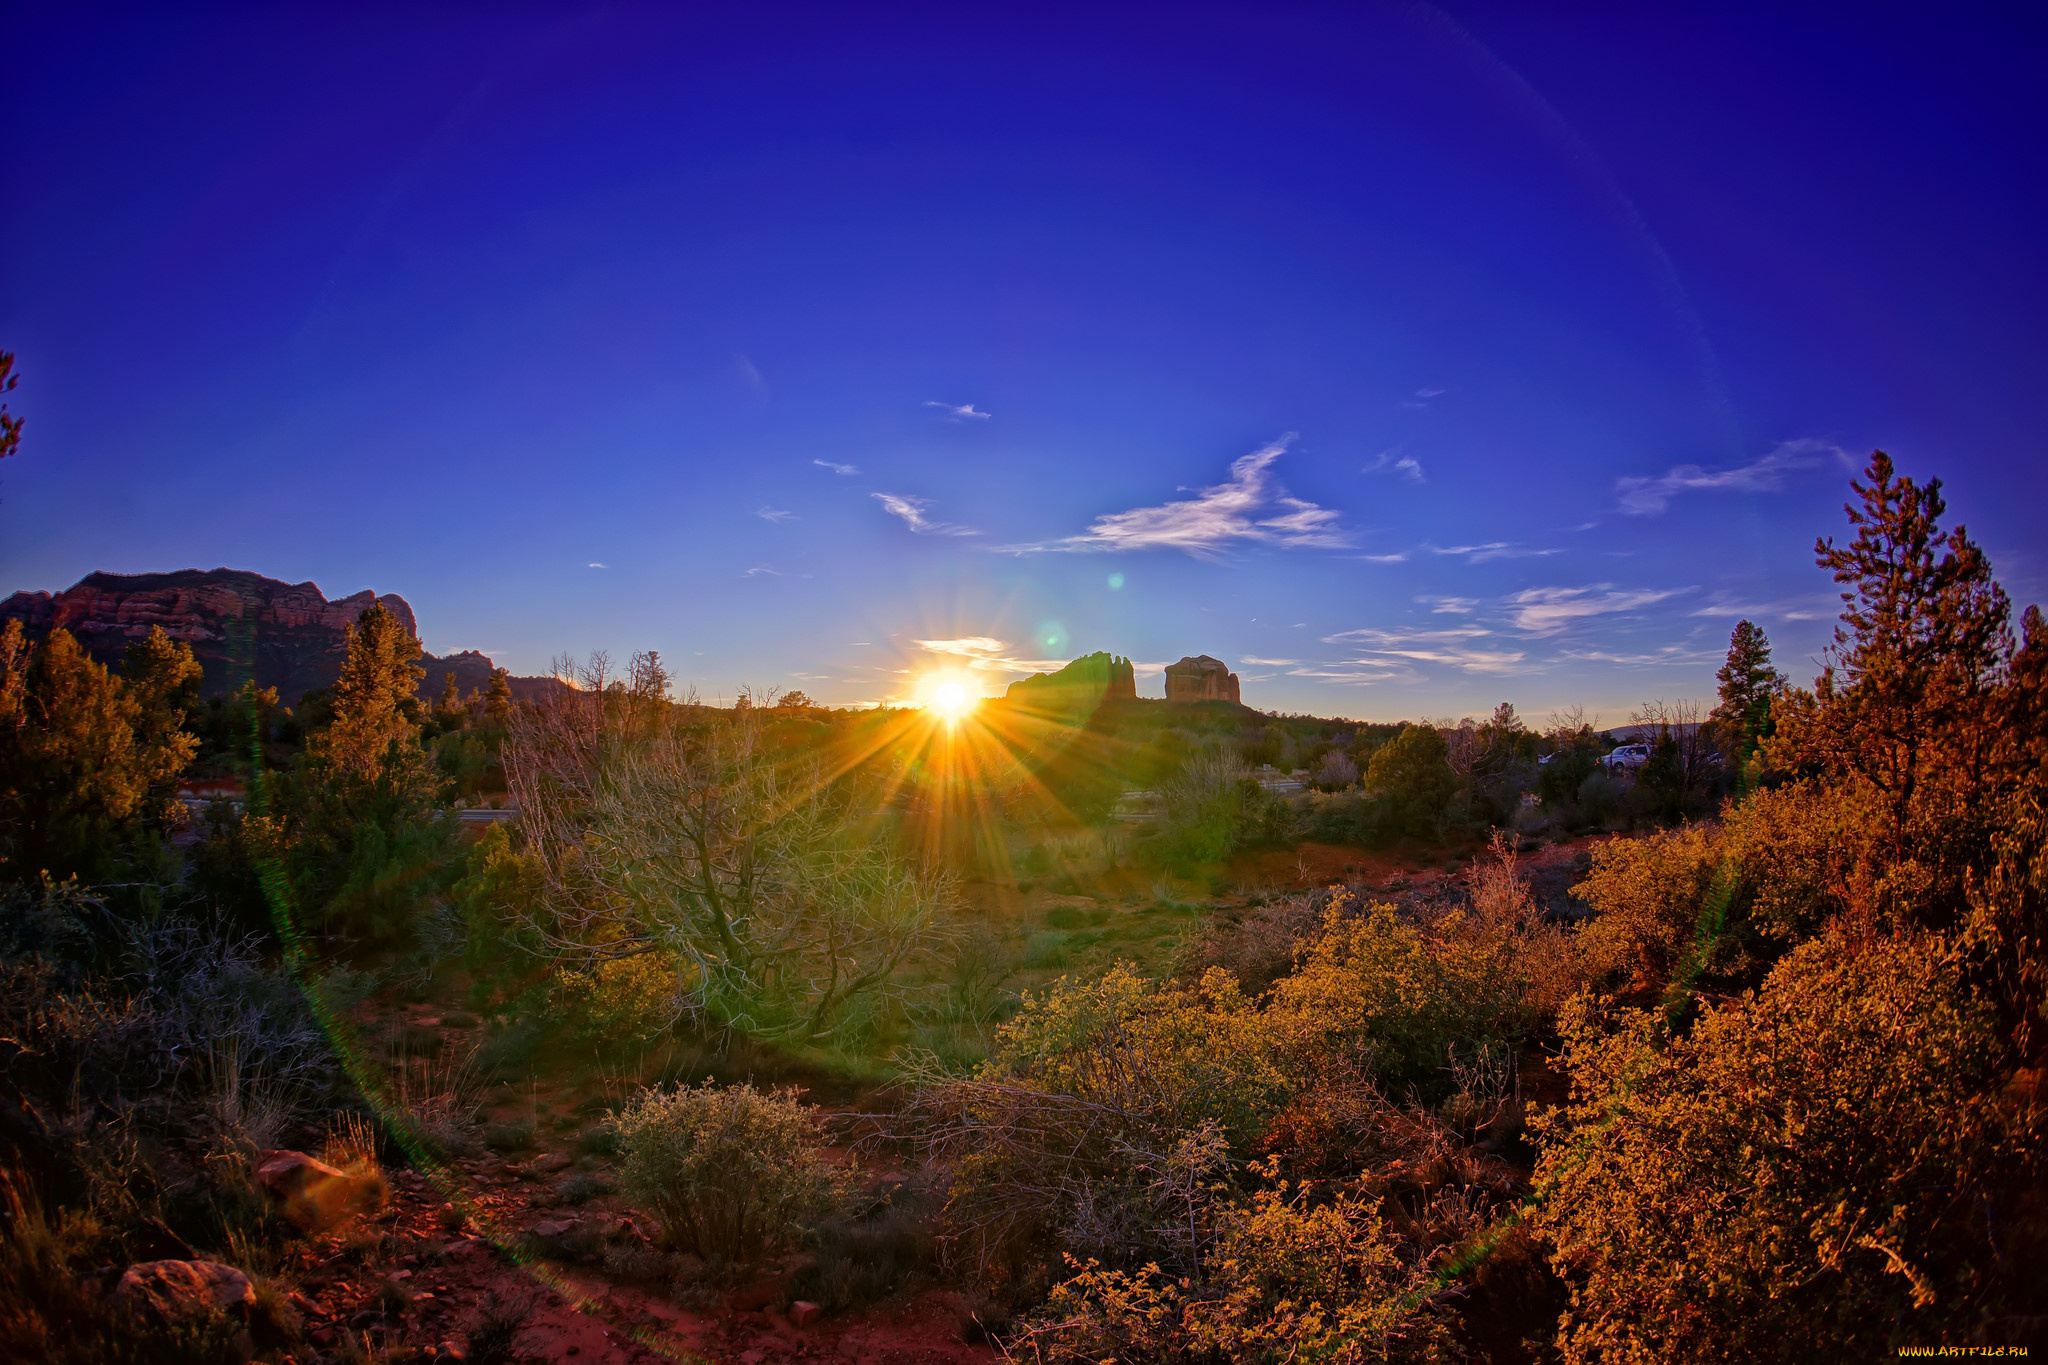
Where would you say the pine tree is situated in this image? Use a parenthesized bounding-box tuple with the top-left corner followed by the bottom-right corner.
(323, 602, 426, 780)
(122, 626, 203, 822)
(1802, 451, 2014, 830)
(1712, 620, 1784, 758)
(485, 667, 514, 725)
(434, 670, 465, 728)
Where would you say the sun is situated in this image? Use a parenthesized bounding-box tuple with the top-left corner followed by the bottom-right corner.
(927, 677, 976, 723)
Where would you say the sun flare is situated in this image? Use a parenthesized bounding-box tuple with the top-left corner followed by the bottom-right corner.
(925, 676, 976, 722)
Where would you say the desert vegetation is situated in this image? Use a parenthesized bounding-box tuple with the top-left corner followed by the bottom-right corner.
(1, 449, 2043, 1362)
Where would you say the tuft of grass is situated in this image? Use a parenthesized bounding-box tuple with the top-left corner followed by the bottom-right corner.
(321, 1111, 390, 1214)
(484, 1119, 536, 1153)
(1022, 931, 1071, 969)
(557, 1173, 613, 1204)
(463, 1287, 534, 1365)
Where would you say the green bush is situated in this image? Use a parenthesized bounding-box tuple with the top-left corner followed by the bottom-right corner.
(552, 951, 679, 1050)
(1363, 724, 1454, 839)
(612, 1082, 848, 1266)
(1022, 930, 1072, 969)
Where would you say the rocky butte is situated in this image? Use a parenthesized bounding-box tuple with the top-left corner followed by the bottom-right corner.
(1164, 653, 1241, 705)
(1001, 651, 1138, 715)
(0, 568, 549, 704)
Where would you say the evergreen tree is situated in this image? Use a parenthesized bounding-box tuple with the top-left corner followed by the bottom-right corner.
(1364, 723, 1455, 837)
(0, 622, 197, 879)
(485, 667, 514, 725)
(322, 602, 426, 780)
(1796, 451, 2016, 831)
(433, 670, 465, 728)
(122, 626, 204, 822)
(1712, 619, 1784, 758)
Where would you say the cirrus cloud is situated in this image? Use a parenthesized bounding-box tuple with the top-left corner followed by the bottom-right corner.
(1001, 436, 1348, 559)
(1504, 584, 1691, 635)
(1616, 437, 1851, 516)
(873, 492, 980, 537)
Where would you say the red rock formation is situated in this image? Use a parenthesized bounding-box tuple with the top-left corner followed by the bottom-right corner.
(0, 568, 555, 705)
(1001, 651, 1137, 714)
(1164, 654, 1241, 705)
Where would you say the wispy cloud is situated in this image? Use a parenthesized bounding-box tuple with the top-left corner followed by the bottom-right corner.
(1357, 552, 1410, 563)
(1240, 656, 1299, 666)
(914, 637, 1066, 675)
(925, 400, 992, 422)
(1399, 387, 1447, 411)
(743, 565, 781, 577)
(756, 506, 797, 523)
(1318, 625, 1525, 675)
(1004, 436, 1347, 559)
(1689, 591, 1835, 623)
(1616, 437, 1851, 516)
(872, 493, 980, 537)
(814, 459, 860, 476)
(1287, 665, 1408, 685)
(1504, 584, 1690, 635)
(1362, 450, 1425, 482)
(1418, 595, 1478, 614)
(1424, 541, 1561, 563)
(587, 562, 607, 569)
(1559, 643, 1723, 667)
(1324, 625, 1490, 646)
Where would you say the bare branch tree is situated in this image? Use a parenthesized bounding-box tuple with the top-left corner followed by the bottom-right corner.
(503, 659, 950, 1042)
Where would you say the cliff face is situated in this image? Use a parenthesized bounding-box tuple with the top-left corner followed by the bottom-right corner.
(0, 569, 542, 704)
(1003, 651, 1137, 715)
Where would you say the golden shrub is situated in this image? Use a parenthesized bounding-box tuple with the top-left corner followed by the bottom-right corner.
(1531, 928, 2039, 1362)
(1571, 825, 1722, 992)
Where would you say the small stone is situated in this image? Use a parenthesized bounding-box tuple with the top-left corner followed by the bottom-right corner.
(532, 1152, 573, 1174)
(256, 1150, 377, 1231)
(790, 1300, 824, 1327)
(110, 1260, 255, 1323)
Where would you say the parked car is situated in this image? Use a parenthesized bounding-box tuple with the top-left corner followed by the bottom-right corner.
(1601, 743, 1651, 771)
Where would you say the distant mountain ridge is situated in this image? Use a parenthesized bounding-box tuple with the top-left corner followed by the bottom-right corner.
(0, 568, 556, 705)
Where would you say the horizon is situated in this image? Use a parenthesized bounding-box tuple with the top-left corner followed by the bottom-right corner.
(4, 4, 2043, 720)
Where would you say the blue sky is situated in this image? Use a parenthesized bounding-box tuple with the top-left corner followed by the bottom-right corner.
(4, 3, 2043, 720)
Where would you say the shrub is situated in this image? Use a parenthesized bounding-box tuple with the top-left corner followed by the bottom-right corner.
(1572, 824, 1723, 994)
(1155, 750, 1258, 869)
(1021, 930, 1071, 969)
(1363, 725, 1454, 838)
(1531, 929, 2043, 1361)
(917, 965, 1293, 1279)
(553, 951, 680, 1050)
(611, 1082, 847, 1266)
(1719, 778, 1880, 941)
(1012, 1171, 1451, 1364)
(1268, 900, 1530, 1102)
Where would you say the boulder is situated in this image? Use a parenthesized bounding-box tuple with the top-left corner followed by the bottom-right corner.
(110, 1259, 255, 1323)
(526, 1216, 606, 1262)
(257, 1149, 376, 1231)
